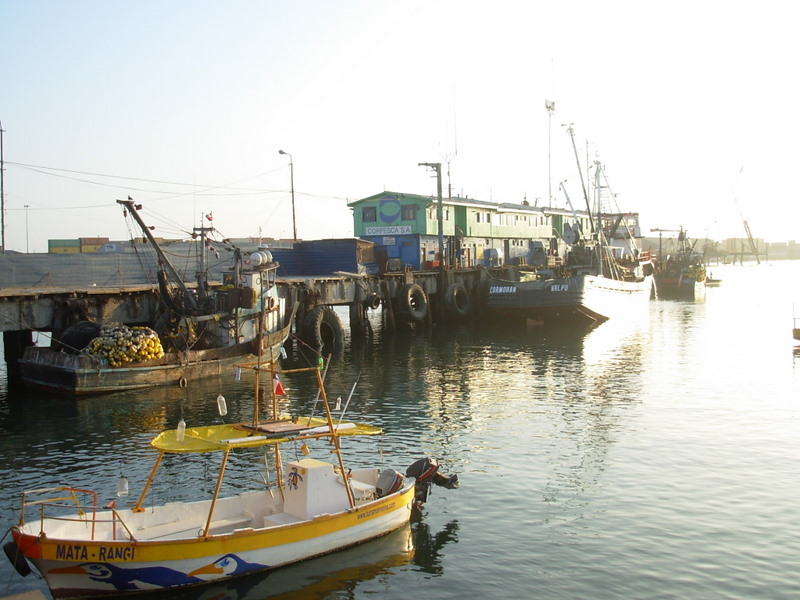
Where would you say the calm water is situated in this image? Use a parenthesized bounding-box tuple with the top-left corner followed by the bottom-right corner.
(2, 261, 800, 599)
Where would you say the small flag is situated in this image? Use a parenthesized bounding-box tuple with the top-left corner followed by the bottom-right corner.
(273, 373, 285, 396)
(206, 212, 213, 222)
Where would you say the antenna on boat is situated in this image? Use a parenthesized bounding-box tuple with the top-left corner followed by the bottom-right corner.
(337, 369, 362, 426)
(307, 355, 331, 426)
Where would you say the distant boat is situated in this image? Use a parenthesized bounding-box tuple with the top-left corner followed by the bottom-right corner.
(18, 199, 295, 395)
(484, 130, 654, 325)
(5, 360, 458, 599)
(484, 246, 654, 325)
(653, 228, 707, 301)
(794, 305, 800, 341)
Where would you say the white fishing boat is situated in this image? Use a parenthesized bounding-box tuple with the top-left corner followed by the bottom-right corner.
(4, 360, 458, 598)
(484, 127, 654, 325)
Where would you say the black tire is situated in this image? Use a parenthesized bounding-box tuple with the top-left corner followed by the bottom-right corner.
(4, 541, 31, 577)
(302, 306, 344, 351)
(445, 283, 471, 318)
(398, 283, 428, 321)
(363, 292, 381, 310)
(54, 320, 101, 354)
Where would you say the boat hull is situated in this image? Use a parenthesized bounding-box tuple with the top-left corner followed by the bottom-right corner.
(654, 274, 706, 302)
(18, 321, 293, 395)
(485, 273, 653, 323)
(12, 484, 415, 599)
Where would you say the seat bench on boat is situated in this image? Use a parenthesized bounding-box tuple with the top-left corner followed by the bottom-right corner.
(139, 515, 253, 540)
(337, 475, 376, 499)
(349, 479, 376, 499)
(263, 512, 304, 527)
(206, 515, 254, 535)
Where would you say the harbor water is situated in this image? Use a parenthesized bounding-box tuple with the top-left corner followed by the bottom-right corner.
(2, 260, 800, 599)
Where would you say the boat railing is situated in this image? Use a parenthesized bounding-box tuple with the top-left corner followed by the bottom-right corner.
(20, 486, 97, 539)
(19, 486, 140, 542)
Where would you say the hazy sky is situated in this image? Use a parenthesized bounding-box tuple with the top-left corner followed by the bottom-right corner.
(1, 1, 796, 252)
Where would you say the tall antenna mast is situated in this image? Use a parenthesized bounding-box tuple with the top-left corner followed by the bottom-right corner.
(445, 91, 459, 202)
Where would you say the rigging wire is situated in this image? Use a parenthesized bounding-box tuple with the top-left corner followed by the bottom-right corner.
(7, 160, 286, 194)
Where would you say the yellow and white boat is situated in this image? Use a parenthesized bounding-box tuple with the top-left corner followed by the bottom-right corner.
(5, 362, 457, 599)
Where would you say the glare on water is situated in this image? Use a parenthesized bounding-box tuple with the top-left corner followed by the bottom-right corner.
(1, 260, 799, 599)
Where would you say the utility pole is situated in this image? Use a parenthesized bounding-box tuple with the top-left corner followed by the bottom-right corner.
(278, 150, 296, 240)
(1, 120, 5, 253)
(418, 162, 443, 269)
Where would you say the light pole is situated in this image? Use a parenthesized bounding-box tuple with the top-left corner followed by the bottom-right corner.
(1, 119, 5, 253)
(545, 100, 555, 207)
(278, 150, 296, 240)
(24, 204, 29, 253)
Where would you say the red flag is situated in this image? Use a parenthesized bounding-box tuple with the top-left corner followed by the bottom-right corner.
(206, 212, 213, 222)
(273, 374, 285, 396)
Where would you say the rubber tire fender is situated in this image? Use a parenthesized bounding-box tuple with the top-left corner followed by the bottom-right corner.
(4, 541, 31, 577)
(445, 283, 471, 318)
(363, 292, 381, 311)
(398, 283, 428, 321)
(303, 306, 345, 351)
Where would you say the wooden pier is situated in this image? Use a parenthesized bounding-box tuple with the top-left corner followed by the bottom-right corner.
(0, 252, 491, 381)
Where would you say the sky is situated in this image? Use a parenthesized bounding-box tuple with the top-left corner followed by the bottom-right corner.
(1, 0, 798, 253)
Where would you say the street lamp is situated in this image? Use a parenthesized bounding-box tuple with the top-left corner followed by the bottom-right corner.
(278, 150, 297, 240)
(24, 204, 29, 253)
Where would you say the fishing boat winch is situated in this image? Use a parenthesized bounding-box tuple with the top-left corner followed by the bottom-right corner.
(406, 457, 459, 505)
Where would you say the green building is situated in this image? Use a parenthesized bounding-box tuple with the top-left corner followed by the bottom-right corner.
(349, 191, 596, 271)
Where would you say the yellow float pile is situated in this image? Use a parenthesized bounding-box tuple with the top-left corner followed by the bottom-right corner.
(84, 324, 165, 367)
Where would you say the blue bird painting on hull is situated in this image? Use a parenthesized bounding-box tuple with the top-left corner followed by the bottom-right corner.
(189, 554, 267, 579)
(49, 562, 205, 591)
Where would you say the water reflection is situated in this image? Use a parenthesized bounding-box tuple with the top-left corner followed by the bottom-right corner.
(6, 262, 800, 600)
(135, 517, 459, 600)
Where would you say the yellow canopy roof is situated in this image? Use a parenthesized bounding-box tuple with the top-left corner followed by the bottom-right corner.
(151, 418, 383, 453)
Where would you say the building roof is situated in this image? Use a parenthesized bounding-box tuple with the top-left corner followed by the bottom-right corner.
(349, 190, 591, 217)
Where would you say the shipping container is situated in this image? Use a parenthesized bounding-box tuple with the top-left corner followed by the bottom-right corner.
(79, 237, 110, 245)
(48, 239, 80, 248)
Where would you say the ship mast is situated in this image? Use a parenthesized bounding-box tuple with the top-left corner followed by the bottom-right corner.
(566, 124, 595, 235)
(117, 198, 198, 310)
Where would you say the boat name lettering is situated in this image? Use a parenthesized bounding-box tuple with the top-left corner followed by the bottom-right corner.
(98, 545, 136, 561)
(357, 502, 395, 520)
(550, 284, 569, 292)
(489, 286, 516, 294)
(56, 544, 136, 562)
(56, 544, 88, 561)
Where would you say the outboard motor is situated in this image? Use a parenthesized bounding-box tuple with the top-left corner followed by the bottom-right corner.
(376, 468, 405, 497)
(406, 457, 459, 506)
